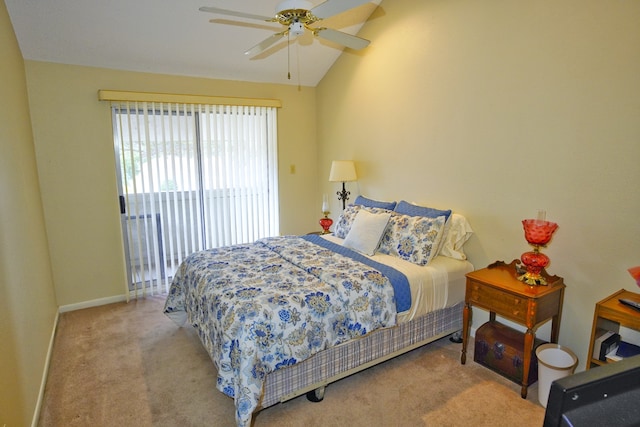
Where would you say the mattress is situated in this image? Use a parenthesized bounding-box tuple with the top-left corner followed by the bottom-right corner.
(321, 234, 473, 322)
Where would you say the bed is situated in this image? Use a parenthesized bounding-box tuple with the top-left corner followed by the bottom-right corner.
(164, 198, 474, 427)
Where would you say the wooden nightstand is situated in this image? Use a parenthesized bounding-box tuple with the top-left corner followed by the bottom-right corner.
(461, 259, 566, 398)
(586, 289, 640, 369)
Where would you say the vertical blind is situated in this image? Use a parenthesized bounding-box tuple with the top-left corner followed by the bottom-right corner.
(107, 96, 279, 298)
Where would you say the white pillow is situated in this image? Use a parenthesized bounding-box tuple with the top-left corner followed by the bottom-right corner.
(343, 209, 392, 256)
(439, 213, 474, 260)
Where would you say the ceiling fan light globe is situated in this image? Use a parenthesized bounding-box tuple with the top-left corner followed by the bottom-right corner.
(290, 22, 305, 36)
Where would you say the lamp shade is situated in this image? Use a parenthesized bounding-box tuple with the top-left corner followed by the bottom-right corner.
(329, 160, 357, 182)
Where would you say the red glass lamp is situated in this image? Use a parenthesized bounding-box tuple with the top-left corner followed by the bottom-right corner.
(629, 266, 640, 288)
(319, 195, 333, 234)
(319, 215, 333, 234)
(518, 211, 558, 285)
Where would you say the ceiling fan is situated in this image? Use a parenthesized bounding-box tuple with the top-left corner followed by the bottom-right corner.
(199, 0, 373, 57)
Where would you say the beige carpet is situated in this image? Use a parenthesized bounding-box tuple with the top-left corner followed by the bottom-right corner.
(38, 296, 545, 426)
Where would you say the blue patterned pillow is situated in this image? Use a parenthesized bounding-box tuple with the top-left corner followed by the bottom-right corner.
(354, 195, 397, 211)
(394, 200, 452, 222)
(333, 205, 362, 238)
(379, 213, 446, 266)
(334, 205, 393, 239)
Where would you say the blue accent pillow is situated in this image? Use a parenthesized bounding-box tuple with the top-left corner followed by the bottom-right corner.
(333, 205, 361, 238)
(354, 195, 397, 211)
(394, 200, 452, 222)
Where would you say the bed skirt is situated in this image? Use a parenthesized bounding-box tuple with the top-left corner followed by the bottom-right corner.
(258, 301, 464, 410)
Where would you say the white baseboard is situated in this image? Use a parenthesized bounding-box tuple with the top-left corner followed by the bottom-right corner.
(31, 310, 59, 427)
(58, 294, 128, 313)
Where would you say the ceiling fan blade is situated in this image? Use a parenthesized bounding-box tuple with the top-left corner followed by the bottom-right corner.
(245, 32, 286, 57)
(314, 28, 370, 50)
(310, 0, 372, 19)
(199, 6, 273, 22)
(209, 19, 281, 33)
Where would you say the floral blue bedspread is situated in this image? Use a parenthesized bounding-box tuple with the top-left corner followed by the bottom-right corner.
(163, 235, 400, 427)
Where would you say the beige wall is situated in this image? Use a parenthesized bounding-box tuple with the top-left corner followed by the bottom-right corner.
(317, 0, 640, 370)
(24, 62, 319, 307)
(0, 1, 58, 425)
(4, 1, 640, 423)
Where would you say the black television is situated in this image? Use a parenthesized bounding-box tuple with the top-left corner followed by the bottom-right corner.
(543, 354, 640, 426)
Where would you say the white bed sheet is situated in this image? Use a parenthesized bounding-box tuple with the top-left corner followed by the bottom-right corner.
(321, 234, 473, 323)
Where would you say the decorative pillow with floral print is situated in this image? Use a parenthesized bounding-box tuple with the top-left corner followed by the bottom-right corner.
(378, 213, 446, 266)
(333, 205, 362, 238)
(333, 205, 393, 239)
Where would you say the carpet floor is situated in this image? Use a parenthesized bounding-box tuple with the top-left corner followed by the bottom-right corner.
(38, 295, 545, 426)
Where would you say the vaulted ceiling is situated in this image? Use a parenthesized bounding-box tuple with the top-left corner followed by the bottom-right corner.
(5, 0, 382, 87)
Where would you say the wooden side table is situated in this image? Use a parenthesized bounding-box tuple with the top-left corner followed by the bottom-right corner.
(586, 289, 640, 369)
(461, 259, 566, 398)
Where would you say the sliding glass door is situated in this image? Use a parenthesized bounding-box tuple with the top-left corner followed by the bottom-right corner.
(111, 102, 279, 297)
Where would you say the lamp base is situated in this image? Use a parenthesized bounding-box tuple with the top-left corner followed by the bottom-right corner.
(337, 182, 350, 210)
(518, 271, 549, 286)
(319, 215, 333, 234)
(517, 249, 550, 285)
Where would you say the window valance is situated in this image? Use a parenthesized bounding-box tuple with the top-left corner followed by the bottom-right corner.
(97, 90, 282, 108)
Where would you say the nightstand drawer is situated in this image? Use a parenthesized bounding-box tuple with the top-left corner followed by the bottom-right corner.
(468, 280, 527, 321)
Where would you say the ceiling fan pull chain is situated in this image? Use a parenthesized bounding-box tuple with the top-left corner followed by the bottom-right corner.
(297, 43, 301, 91)
(287, 32, 291, 80)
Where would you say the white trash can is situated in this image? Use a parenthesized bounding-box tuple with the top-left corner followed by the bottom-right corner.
(535, 343, 578, 408)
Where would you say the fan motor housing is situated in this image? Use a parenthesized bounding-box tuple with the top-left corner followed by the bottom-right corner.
(276, 0, 312, 14)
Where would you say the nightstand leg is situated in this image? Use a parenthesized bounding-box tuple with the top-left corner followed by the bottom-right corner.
(550, 314, 560, 343)
(521, 328, 534, 399)
(461, 302, 471, 364)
